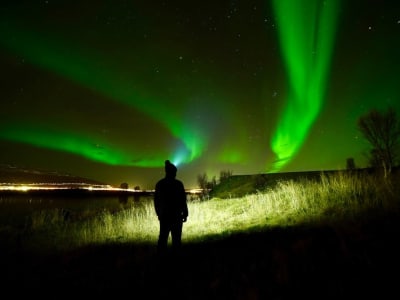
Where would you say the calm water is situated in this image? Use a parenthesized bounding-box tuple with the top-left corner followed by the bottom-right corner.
(0, 192, 153, 227)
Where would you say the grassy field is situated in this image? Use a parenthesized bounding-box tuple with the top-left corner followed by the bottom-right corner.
(1, 170, 399, 298)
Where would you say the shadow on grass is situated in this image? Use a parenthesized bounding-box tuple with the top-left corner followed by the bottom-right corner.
(1, 216, 400, 299)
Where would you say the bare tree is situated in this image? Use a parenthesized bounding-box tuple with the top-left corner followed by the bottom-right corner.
(197, 172, 209, 199)
(208, 175, 217, 190)
(357, 107, 400, 177)
(346, 157, 356, 171)
(219, 170, 233, 183)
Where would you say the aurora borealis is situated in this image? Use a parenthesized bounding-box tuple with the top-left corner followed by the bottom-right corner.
(1, 0, 399, 189)
(270, 0, 339, 171)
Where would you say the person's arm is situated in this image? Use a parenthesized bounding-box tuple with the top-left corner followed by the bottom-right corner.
(154, 183, 161, 218)
(180, 182, 188, 222)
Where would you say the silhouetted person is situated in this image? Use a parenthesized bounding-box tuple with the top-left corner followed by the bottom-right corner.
(154, 160, 188, 256)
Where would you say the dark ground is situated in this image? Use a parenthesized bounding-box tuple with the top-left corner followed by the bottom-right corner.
(1, 216, 400, 299)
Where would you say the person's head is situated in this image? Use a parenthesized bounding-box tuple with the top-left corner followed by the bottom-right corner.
(164, 160, 177, 178)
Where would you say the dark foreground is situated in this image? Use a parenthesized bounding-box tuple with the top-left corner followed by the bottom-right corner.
(1, 217, 399, 299)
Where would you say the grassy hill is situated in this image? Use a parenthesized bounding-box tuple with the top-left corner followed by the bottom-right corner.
(210, 169, 366, 199)
(1, 169, 399, 298)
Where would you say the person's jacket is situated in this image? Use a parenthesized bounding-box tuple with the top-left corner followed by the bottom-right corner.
(154, 176, 188, 221)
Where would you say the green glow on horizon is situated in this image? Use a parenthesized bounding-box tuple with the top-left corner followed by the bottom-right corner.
(0, 22, 206, 167)
(270, 0, 340, 171)
(0, 123, 168, 166)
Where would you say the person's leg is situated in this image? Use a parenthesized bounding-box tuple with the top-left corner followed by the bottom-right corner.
(171, 220, 183, 252)
(157, 220, 170, 254)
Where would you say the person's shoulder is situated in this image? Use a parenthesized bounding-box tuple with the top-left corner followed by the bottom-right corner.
(175, 178, 185, 186)
(155, 178, 166, 186)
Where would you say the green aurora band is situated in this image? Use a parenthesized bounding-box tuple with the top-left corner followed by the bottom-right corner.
(270, 0, 340, 171)
(0, 123, 146, 166)
(0, 22, 207, 167)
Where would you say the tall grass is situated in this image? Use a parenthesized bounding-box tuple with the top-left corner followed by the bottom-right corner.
(16, 171, 400, 253)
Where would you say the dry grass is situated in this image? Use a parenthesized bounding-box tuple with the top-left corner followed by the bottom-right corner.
(1, 170, 400, 298)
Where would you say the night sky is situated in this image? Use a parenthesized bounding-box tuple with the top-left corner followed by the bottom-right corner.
(1, 0, 399, 189)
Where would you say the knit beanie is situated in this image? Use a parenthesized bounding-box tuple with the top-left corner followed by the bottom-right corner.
(165, 160, 177, 175)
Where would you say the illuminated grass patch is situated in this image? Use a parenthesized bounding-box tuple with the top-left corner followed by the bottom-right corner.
(19, 171, 400, 252)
